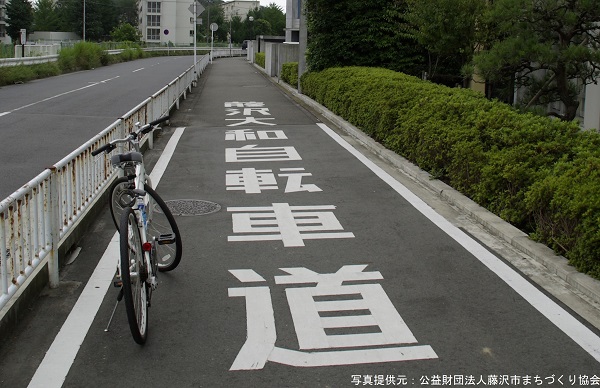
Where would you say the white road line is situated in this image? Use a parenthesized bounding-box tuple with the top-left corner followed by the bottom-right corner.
(6, 77, 121, 114)
(0, 112, 10, 117)
(27, 127, 186, 388)
(132, 68, 145, 73)
(317, 122, 600, 363)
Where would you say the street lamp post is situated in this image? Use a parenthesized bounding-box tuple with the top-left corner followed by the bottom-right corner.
(83, 0, 86, 41)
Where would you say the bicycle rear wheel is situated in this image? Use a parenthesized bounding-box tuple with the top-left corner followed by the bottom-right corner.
(110, 177, 182, 272)
(120, 207, 148, 345)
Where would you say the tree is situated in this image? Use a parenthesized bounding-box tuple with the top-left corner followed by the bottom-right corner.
(5, 0, 34, 43)
(114, 0, 138, 26)
(471, 0, 600, 121)
(404, 0, 484, 86)
(33, 0, 60, 31)
(199, 1, 225, 42)
(305, 0, 425, 75)
(55, 0, 118, 41)
(111, 22, 141, 42)
(245, 4, 285, 38)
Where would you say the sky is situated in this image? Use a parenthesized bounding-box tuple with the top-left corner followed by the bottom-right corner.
(260, 0, 288, 12)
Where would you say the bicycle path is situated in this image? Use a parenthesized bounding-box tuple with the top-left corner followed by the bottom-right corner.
(2, 57, 600, 388)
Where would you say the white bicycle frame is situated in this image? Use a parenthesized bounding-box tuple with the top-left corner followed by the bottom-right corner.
(98, 118, 168, 331)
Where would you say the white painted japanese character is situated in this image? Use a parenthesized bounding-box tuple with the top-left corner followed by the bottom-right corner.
(278, 168, 322, 193)
(226, 117, 276, 126)
(225, 129, 287, 141)
(226, 108, 271, 116)
(227, 265, 438, 370)
(225, 145, 301, 163)
(227, 203, 354, 247)
(224, 101, 265, 108)
(226, 168, 321, 194)
(226, 168, 278, 194)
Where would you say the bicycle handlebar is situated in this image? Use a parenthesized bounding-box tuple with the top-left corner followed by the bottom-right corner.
(91, 143, 116, 156)
(91, 116, 169, 155)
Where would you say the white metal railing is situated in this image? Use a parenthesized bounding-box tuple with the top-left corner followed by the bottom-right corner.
(0, 47, 244, 67)
(0, 54, 210, 315)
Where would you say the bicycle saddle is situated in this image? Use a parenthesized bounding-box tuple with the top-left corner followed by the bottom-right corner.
(111, 152, 143, 166)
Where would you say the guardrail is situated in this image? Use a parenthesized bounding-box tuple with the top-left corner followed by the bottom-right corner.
(0, 47, 246, 67)
(0, 54, 210, 316)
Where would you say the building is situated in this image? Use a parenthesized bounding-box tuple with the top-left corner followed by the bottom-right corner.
(222, 1, 259, 21)
(140, 0, 197, 46)
(0, 0, 9, 44)
(285, 0, 300, 43)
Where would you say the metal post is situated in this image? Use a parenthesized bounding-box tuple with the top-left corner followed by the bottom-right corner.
(83, 0, 86, 41)
(211, 28, 214, 63)
(48, 169, 59, 288)
(298, 0, 307, 93)
(194, 1, 197, 77)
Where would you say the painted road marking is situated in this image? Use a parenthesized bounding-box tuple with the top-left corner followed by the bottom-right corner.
(27, 127, 186, 388)
(228, 265, 437, 369)
(2, 77, 121, 116)
(316, 122, 600, 363)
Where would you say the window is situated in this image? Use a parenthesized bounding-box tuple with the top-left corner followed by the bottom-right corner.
(147, 28, 160, 41)
(147, 15, 160, 27)
(147, 1, 161, 13)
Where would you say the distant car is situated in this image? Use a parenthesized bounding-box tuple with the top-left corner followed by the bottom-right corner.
(241, 40, 249, 50)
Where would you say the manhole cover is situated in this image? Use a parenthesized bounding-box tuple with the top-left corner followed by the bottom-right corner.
(155, 199, 221, 216)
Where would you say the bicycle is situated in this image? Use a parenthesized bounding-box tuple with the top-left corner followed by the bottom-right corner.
(92, 116, 182, 344)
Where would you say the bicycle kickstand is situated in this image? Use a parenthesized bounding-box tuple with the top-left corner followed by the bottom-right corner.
(104, 287, 123, 332)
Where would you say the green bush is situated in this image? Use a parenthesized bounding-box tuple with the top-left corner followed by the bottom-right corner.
(301, 66, 599, 278)
(281, 62, 298, 86)
(0, 62, 61, 86)
(58, 41, 104, 71)
(255, 52, 265, 68)
(0, 65, 35, 85)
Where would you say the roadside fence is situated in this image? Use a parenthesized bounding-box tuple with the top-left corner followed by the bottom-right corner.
(0, 54, 210, 317)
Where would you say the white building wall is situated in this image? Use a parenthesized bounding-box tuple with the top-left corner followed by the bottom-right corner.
(222, 1, 259, 21)
(584, 83, 600, 131)
(141, 0, 194, 46)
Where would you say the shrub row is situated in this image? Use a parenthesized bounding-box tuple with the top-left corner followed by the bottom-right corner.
(0, 42, 152, 87)
(281, 62, 298, 87)
(301, 66, 600, 278)
(255, 52, 265, 69)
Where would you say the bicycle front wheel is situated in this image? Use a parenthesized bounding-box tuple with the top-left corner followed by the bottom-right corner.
(110, 177, 182, 272)
(120, 207, 148, 345)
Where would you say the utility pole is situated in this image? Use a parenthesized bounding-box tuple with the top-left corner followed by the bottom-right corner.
(298, 0, 307, 93)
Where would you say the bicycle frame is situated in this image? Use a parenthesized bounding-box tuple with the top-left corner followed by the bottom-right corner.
(92, 116, 170, 336)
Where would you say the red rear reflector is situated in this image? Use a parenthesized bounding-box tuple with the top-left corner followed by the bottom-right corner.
(142, 242, 152, 252)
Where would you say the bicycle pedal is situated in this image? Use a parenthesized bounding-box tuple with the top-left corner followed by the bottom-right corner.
(157, 233, 176, 245)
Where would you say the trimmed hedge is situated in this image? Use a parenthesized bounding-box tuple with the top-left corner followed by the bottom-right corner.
(281, 62, 298, 87)
(255, 52, 265, 69)
(301, 66, 600, 278)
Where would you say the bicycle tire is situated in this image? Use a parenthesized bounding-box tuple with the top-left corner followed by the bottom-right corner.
(120, 207, 149, 345)
(110, 177, 182, 272)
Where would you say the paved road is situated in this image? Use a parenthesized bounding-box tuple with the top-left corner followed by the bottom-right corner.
(1, 57, 600, 388)
(0, 55, 196, 199)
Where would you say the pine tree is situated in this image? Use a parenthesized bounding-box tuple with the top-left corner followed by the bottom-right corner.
(5, 0, 34, 43)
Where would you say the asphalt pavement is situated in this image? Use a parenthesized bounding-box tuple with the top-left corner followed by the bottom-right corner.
(1, 57, 600, 388)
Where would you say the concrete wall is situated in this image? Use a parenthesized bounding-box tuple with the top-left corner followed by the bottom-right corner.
(252, 41, 299, 80)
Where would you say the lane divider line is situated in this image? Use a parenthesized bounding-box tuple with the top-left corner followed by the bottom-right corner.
(317, 122, 600, 363)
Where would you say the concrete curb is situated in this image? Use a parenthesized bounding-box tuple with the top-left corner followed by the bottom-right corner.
(267, 72, 600, 307)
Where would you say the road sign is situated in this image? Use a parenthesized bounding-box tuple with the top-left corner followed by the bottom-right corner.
(188, 2, 205, 17)
(210, 23, 219, 32)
